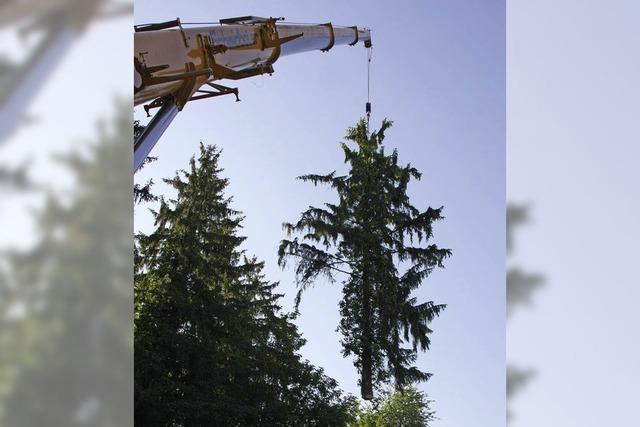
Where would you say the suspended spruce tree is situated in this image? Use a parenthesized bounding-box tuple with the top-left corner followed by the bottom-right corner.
(134, 144, 356, 426)
(279, 119, 451, 400)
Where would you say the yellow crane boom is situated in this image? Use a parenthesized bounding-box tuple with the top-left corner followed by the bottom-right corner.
(134, 16, 372, 171)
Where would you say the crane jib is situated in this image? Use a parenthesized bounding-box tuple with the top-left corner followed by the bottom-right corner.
(133, 17, 372, 172)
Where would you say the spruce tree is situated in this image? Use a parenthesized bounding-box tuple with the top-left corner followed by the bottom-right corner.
(279, 119, 451, 400)
(134, 144, 355, 426)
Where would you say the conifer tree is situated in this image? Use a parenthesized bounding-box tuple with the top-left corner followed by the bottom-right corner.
(133, 120, 156, 204)
(279, 119, 451, 400)
(134, 144, 355, 426)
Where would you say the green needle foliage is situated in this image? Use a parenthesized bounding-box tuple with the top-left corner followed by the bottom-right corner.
(279, 119, 451, 400)
(134, 144, 355, 426)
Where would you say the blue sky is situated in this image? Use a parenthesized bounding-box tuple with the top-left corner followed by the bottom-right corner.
(134, 1, 505, 425)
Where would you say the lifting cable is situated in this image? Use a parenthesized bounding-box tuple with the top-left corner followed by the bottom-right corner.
(365, 46, 373, 130)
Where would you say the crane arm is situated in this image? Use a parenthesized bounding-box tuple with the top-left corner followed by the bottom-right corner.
(134, 17, 371, 107)
(133, 16, 371, 171)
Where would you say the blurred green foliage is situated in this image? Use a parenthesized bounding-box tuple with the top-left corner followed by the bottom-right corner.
(0, 100, 134, 426)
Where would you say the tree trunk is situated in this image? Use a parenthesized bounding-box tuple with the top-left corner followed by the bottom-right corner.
(361, 267, 374, 400)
